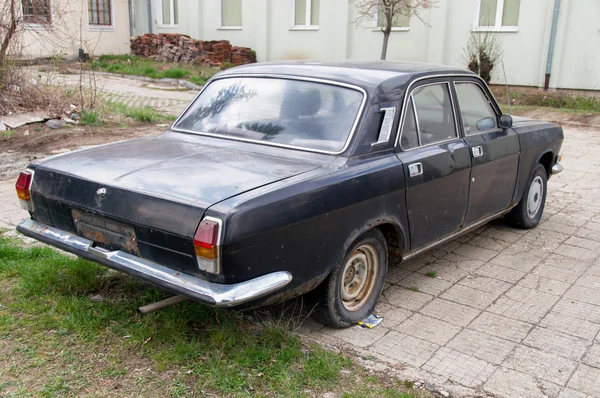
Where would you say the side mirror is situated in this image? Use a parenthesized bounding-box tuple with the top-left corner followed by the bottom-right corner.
(499, 115, 513, 129)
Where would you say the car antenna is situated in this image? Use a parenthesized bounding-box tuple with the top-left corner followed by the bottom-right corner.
(501, 60, 512, 115)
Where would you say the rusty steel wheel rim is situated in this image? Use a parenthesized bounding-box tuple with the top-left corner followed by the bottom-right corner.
(340, 243, 379, 311)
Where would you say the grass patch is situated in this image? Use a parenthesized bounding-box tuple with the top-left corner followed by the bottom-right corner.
(425, 271, 437, 278)
(80, 110, 103, 126)
(79, 101, 175, 126)
(0, 238, 426, 397)
(408, 286, 420, 292)
(93, 55, 217, 86)
(491, 86, 600, 114)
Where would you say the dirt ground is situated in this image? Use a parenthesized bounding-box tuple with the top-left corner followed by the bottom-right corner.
(0, 123, 163, 181)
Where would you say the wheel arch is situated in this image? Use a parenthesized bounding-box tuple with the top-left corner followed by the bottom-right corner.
(538, 150, 554, 179)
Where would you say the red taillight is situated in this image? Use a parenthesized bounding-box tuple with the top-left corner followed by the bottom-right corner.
(193, 218, 221, 275)
(16, 171, 33, 201)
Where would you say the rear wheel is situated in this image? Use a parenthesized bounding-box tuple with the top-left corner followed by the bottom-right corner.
(313, 230, 388, 328)
(506, 164, 547, 229)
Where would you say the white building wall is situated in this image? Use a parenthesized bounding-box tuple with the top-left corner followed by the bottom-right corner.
(130, 0, 600, 91)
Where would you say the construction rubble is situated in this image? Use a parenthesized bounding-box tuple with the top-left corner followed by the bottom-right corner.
(130, 33, 257, 66)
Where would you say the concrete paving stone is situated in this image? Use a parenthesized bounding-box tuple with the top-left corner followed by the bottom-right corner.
(545, 253, 593, 270)
(373, 302, 413, 328)
(436, 240, 462, 253)
(538, 220, 579, 235)
(516, 274, 571, 296)
(488, 286, 559, 323)
(582, 344, 600, 368)
(395, 314, 462, 346)
(415, 263, 470, 284)
(524, 327, 589, 361)
(317, 325, 390, 348)
(489, 252, 541, 272)
(422, 347, 496, 388)
(446, 329, 517, 365)
(383, 285, 433, 311)
(551, 298, 600, 324)
(440, 284, 500, 310)
(532, 263, 584, 284)
(370, 331, 439, 367)
(397, 254, 438, 272)
(559, 387, 592, 398)
(474, 263, 527, 283)
(458, 275, 512, 295)
(468, 312, 532, 343)
(583, 221, 600, 232)
(565, 285, 600, 307)
(566, 236, 600, 251)
(386, 266, 412, 284)
(547, 213, 590, 228)
(452, 244, 498, 262)
(419, 298, 481, 328)
(555, 243, 596, 260)
(479, 227, 522, 243)
(397, 273, 452, 296)
(584, 263, 600, 278)
(484, 367, 562, 398)
(438, 252, 486, 272)
(576, 228, 600, 243)
(567, 364, 600, 397)
(504, 345, 577, 385)
(468, 236, 510, 252)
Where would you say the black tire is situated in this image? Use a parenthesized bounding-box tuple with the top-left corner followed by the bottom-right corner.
(313, 229, 388, 328)
(506, 164, 547, 229)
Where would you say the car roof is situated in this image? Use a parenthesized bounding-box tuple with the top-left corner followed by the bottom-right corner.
(217, 60, 476, 96)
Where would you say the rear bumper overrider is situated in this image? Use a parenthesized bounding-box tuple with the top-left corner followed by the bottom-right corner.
(16, 219, 292, 307)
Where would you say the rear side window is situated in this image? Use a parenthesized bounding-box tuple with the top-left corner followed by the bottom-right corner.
(400, 82, 457, 149)
(454, 82, 498, 134)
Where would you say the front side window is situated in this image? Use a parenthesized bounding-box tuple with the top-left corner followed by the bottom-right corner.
(294, 0, 319, 27)
(174, 77, 364, 153)
(477, 0, 520, 28)
(22, 0, 51, 24)
(158, 0, 178, 26)
(455, 82, 498, 135)
(377, 1, 410, 29)
(400, 83, 457, 149)
(88, 0, 112, 26)
(221, 0, 242, 27)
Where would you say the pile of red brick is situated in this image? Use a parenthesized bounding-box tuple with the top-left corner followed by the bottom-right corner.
(130, 34, 256, 66)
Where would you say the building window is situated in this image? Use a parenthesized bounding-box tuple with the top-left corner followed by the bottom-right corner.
(476, 0, 520, 29)
(377, 3, 410, 29)
(21, 0, 51, 24)
(294, 0, 319, 27)
(158, 0, 178, 26)
(221, 0, 242, 27)
(88, 0, 112, 26)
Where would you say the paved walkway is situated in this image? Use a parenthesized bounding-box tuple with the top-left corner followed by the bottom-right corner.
(2, 73, 600, 397)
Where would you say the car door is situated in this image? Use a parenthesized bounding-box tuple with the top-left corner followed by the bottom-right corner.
(452, 79, 520, 225)
(396, 80, 472, 251)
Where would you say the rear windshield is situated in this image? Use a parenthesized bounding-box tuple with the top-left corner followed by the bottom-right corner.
(173, 77, 364, 152)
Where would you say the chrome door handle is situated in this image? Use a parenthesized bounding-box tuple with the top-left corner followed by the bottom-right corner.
(408, 162, 423, 177)
(472, 146, 483, 158)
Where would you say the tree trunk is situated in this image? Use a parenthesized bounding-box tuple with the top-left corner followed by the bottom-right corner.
(0, 0, 18, 66)
(381, 31, 390, 60)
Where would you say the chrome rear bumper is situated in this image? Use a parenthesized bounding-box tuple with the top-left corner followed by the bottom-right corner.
(552, 162, 564, 175)
(16, 219, 292, 307)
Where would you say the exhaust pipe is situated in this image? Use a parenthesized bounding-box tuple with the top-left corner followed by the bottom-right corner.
(138, 295, 188, 314)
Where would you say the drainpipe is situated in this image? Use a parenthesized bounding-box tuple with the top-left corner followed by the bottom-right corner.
(544, 0, 561, 90)
(128, 0, 135, 38)
(146, 0, 153, 33)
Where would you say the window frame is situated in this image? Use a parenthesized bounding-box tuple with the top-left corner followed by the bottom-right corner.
(88, 0, 114, 31)
(397, 80, 460, 151)
(157, 0, 178, 28)
(373, 2, 410, 32)
(290, 0, 319, 31)
(473, 0, 520, 32)
(453, 80, 502, 136)
(21, 0, 52, 27)
(218, 0, 242, 30)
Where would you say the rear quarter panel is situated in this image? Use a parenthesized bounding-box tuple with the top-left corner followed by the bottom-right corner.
(208, 152, 409, 303)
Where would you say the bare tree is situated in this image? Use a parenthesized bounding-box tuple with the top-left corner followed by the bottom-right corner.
(354, 0, 437, 60)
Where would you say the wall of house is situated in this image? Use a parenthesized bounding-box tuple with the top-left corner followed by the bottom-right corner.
(127, 0, 599, 91)
(16, 0, 131, 59)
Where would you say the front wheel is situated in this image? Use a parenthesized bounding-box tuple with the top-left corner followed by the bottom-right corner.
(506, 164, 548, 229)
(313, 230, 388, 328)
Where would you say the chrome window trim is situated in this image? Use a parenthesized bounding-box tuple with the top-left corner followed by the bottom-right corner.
(170, 73, 368, 156)
(395, 73, 487, 150)
(398, 80, 460, 151)
(453, 80, 503, 136)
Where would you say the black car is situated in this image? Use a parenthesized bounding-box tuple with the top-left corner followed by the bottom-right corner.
(16, 61, 564, 327)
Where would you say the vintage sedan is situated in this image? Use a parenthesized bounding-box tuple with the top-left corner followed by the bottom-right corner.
(16, 61, 564, 327)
